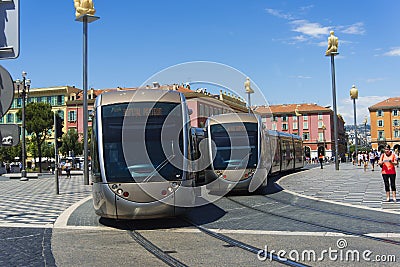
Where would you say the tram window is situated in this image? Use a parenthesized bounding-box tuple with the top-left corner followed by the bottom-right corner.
(101, 102, 184, 183)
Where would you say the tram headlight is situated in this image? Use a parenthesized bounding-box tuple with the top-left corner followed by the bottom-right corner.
(111, 184, 118, 190)
(117, 188, 123, 195)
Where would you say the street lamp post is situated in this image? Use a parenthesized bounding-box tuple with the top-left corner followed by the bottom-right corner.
(244, 77, 254, 114)
(325, 30, 339, 170)
(363, 117, 368, 147)
(321, 123, 326, 153)
(15, 71, 31, 181)
(350, 85, 359, 160)
(295, 105, 302, 136)
(74, 1, 99, 185)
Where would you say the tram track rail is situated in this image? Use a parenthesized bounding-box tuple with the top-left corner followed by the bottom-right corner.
(226, 196, 400, 247)
(127, 228, 188, 267)
(125, 217, 310, 267)
(182, 217, 310, 267)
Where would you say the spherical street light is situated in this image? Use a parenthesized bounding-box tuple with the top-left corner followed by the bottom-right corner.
(350, 85, 359, 160)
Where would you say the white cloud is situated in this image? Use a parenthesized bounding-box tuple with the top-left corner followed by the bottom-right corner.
(366, 77, 385, 83)
(384, 47, 400, 56)
(340, 22, 365, 35)
(291, 20, 329, 38)
(338, 95, 388, 125)
(265, 8, 294, 20)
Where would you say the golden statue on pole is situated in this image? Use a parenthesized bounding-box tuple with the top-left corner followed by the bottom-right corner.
(74, 0, 96, 18)
(325, 30, 338, 56)
(244, 77, 254, 94)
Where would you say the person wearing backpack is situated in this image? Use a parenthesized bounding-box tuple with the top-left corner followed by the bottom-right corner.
(378, 145, 398, 202)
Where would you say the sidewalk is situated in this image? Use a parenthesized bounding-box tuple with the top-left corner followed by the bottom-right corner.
(0, 173, 91, 226)
(278, 162, 400, 213)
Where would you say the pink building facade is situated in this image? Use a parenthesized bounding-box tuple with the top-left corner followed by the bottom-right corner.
(254, 103, 346, 160)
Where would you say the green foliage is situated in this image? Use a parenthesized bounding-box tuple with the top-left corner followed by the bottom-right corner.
(17, 102, 54, 172)
(0, 143, 22, 162)
(59, 128, 83, 157)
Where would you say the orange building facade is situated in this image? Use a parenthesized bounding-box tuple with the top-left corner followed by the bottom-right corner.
(368, 97, 400, 152)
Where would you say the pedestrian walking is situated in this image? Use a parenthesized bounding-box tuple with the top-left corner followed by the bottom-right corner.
(378, 145, 398, 202)
(318, 153, 324, 169)
(369, 150, 376, 171)
(65, 160, 72, 178)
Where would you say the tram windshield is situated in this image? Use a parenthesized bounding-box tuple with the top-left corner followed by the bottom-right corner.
(101, 102, 184, 183)
(210, 122, 258, 170)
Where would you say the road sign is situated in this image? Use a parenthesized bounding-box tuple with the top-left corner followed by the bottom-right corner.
(0, 0, 19, 59)
(0, 123, 19, 146)
(0, 64, 14, 118)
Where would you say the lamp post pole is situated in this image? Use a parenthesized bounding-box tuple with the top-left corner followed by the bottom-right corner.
(350, 85, 359, 160)
(76, 11, 99, 185)
(54, 111, 59, 194)
(322, 124, 326, 154)
(15, 72, 31, 181)
(295, 105, 301, 136)
(363, 117, 367, 147)
(244, 77, 254, 114)
(325, 31, 340, 170)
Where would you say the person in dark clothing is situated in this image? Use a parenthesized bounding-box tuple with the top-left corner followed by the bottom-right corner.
(318, 153, 324, 169)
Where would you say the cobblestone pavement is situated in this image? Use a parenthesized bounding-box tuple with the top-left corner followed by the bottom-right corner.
(278, 162, 400, 213)
(0, 174, 92, 226)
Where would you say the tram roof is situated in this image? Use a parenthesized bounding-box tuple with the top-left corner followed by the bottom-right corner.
(267, 130, 302, 140)
(206, 113, 259, 125)
(97, 89, 183, 106)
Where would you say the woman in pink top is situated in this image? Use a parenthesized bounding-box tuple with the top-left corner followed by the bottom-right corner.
(378, 145, 398, 202)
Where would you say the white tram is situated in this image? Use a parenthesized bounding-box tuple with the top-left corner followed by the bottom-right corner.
(91, 89, 196, 219)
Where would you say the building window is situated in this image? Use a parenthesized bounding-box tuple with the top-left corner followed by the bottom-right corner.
(303, 122, 308, 129)
(57, 95, 64, 105)
(293, 122, 298, 130)
(271, 115, 278, 122)
(262, 117, 267, 123)
(377, 120, 384, 127)
(318, 132, 324, 142)
(318, 113, 323, 120)
(303, 114, 308, 121)
(88, 110, 93, 121)
(394, 130, 400, 138)
(282, 123, 288, 131)
(293, 115, 297, 121)
(378, 131, 385, 140)
(393, 119, 399, 127)
(318, 121, 324, 128)
(6, 113, 14, 123)
(199, 104, 204, 116)
(57, 110, 65, 120)
(272, 123, 277, 130)
(68, 110, 76, 122)
(303, 132, 309, 140)
(377, 110, 383, 117)
(393, 109, 398, 116)
(282, 115, 288, 122)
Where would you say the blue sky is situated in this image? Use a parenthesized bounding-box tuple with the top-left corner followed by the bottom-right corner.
(3, 1, 400, 125)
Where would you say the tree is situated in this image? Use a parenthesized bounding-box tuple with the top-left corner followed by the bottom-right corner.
(17, 102, 53, 173)
(0, 143, 22, 163)
(59, 128, 83, 157)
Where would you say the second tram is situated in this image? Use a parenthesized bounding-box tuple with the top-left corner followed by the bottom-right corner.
(204, 113, 303, 193)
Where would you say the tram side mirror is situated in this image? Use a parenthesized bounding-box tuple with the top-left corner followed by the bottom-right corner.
(188, 109, 193, 116)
